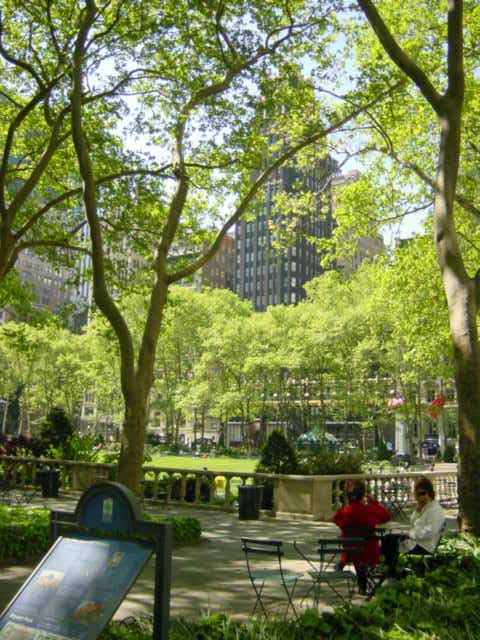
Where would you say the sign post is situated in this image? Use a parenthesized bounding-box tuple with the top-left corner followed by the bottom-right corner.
(0, 482, 172, 640)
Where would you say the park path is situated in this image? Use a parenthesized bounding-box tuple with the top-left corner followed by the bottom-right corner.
(0, 494, 459, 622)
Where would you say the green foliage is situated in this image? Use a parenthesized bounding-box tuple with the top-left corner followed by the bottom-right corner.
(304, 448, 364, 475)
(167, 516, 202, 545)
(0, 506, 50, 561)
(255, 430, 299, 475)
(443, 444, 456, 463)
(37, 407, 74, 452)
(142, 513, 202, 545)
(101, 534, 480, 640)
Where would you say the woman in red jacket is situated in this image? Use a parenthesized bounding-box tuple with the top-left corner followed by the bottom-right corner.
(333, 479, 391, 594)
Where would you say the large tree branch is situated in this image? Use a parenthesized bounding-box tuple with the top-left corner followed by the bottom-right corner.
(0, 82, 57, 216)
(14, 164, 171, 242)
(357, 0, 443, 116)
(71, 0, 136, 398)
(0, 14, 44, 88)
(447, 0, 464, 101)
(363, 145, 480, 220)
(167, 84, 401, 284)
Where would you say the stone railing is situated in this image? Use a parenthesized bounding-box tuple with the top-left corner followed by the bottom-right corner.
(0, 455, 116, 491)
(0, 455, 270, 510)
(141, 466, 272, 510)
(0, 455, 458, 520)
(273, 470, 458, 520)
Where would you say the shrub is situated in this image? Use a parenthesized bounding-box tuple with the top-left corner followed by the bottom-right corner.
(0, 505, 201, 564)
(255, 430, 299, 475)
(36, 406, 75, 458)
(0, 505, 50, 561)
(443, 443, 456, 462)
(0, 434, 37, 457)
(305, 448, 364, 475)
(168, 516, 202, 545)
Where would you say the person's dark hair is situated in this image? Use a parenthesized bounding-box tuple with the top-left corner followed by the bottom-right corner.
(414, 476, 435, 499)
(346, 479, 366, 502)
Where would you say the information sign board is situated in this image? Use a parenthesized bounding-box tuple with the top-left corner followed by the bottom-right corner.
(0, 535, 152, 640)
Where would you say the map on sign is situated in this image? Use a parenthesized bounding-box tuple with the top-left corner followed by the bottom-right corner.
(0, 535, 152, 640)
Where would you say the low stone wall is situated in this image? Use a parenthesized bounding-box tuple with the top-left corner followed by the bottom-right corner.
(0, 455, 458, 520)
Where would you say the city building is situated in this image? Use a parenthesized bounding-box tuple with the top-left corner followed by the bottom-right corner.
(234, 156, 339, 311)
(200, 234, 235, 291)
(0, 249, 89, 328)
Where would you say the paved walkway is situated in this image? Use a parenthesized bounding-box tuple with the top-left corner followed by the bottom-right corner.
(0, 493, 459, 622)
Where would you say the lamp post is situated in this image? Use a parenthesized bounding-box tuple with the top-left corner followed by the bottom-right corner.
(193, 407, 198, 451)
(302, 378, 310, 433)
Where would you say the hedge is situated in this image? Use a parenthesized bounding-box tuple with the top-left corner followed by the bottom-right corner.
(0, 505, 201, 562)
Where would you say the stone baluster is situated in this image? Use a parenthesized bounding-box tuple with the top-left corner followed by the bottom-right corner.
(151, 470, 159, 500)
(224, 476, 231, 510)
(179, 474, 186, 504)
(194, 473, 202, 504)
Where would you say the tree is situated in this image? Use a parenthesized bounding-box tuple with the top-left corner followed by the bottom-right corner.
(67, 0, 396, 493)
(336, 0, 478, 531)
(0, 0, 175, 314)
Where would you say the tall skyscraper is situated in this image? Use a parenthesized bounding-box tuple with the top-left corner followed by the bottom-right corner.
(234, 156, 338, 311)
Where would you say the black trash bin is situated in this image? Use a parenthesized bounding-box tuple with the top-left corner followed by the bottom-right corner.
(36, 468, 60, 498)
(238, 485, 263, 520)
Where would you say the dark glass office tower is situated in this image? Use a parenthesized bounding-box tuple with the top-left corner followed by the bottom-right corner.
(234, 156, 338, 311)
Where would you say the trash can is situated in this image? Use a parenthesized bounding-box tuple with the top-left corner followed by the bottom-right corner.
(238, 485, 263, 520)
(36, 468, 61, 498)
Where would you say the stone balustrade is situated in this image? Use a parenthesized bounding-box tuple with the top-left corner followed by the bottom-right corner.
(273, 470, 458, 520)
(0, 455, 458, 520)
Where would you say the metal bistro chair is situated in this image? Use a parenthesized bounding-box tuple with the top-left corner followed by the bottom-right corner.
(294, 537, 364, 606)
(241, 538, 303, 619)
(337, 526, 392, 598)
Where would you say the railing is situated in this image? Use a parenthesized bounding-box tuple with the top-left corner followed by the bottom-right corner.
(0, 455, 458, 519)
(274, 470, 458, 520)
(0, 455, 271, 511)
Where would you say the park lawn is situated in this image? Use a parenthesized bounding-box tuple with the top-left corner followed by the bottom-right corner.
(144, 455, 258, 474)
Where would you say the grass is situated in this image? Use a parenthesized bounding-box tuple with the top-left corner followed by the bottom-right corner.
(144, 455, 258, 474)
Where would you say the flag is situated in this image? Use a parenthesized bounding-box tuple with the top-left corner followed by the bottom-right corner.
(387, 390, 405, 413)
(428, 395, 447, 420)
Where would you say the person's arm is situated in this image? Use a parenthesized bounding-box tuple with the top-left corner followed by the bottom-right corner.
(366, 495, 392, 524)
(333, 506, 345, 528)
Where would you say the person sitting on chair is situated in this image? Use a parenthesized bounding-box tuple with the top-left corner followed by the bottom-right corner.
(333, 479, 391, 594)
(382, 476, 445, 577)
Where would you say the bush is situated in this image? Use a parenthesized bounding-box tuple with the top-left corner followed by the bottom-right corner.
(0, 505, 201, 564)
(0, 505, 50, 561)
(255, 430, 299, 475)
(168, 516, 202, 545)
(36, 406, 75, 458)
(443, 443, 456, 462)
(305, 448, 364, 475)
(0, 434, 37, 457)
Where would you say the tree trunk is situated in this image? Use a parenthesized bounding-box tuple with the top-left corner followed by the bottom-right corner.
(446, 280, 480, 532)
(434, 114, 480, 532)
(117, 401, 147, 492)
(1, 400, 8, 434)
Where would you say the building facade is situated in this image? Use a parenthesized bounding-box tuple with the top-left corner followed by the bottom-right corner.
(200, 234, 235, 291)
(234, 157, 338, 311)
